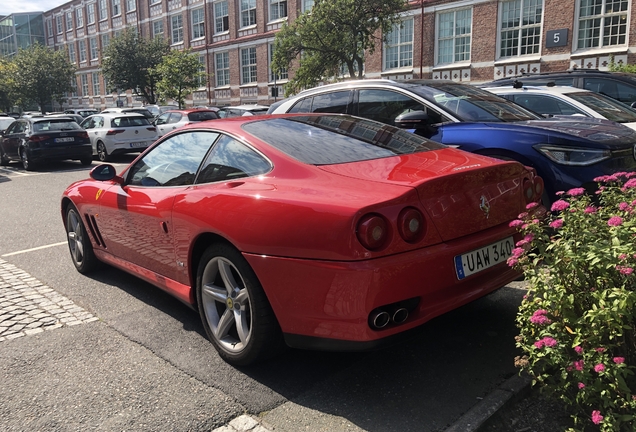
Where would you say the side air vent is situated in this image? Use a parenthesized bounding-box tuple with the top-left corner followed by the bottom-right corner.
(84, 214, 107, 248)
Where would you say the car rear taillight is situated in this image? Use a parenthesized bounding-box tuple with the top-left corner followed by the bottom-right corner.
(79, 131, 89, 139)
(523, 178, 534, 203)
(106, 129, 125, 135)
(356, 214, 388, 250)
(146, 127, 156, 132)
(29, 135, 50, 143)
(397, 207, 425, 243)
(523, 176, 545, 204)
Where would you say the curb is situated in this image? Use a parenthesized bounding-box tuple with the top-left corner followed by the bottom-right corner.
(445, 374, 532, 432)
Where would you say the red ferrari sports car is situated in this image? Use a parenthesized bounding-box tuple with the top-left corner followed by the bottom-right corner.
(62, 114, 544, 365)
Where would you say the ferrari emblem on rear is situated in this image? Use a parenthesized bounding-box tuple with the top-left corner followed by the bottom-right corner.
(479, 195, 490, 218)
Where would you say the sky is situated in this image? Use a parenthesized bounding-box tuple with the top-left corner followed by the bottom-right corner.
(1, 0, 67, 15)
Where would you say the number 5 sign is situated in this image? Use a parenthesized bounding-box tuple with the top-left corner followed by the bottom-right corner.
(546, 29, 569, 48)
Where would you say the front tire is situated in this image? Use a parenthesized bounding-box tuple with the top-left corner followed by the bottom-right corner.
(0, 147, 9, 166)
(196, 244, 283, 366)
(65, 204, 100, 273)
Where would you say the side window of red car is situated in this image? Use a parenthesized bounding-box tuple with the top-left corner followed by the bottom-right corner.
(196, 135, 271, 184)
(128, 131, 219, 187)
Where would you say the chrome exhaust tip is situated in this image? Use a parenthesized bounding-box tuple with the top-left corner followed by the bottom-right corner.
(392, 308, 409, 324)
(370, 311, 390, 329)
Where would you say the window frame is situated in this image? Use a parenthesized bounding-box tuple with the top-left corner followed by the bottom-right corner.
(79, 40, 87, 63)
(269, 0, 287, 22)
(92, 72, 101, 96)
(66, 12, 73, 32)
(89, 37, 99, 60)
(575, 0, 629, 50)
(191, 8, 205, 40)
(215, 51, 230, 87)
(241, 47, 258, 84)
(383, 18, 414, 71)
(76, 7, 84, 28)
(214, 0, 229, 33)
(152, 19, 164, 38)
(240, 0, 257, 28)
(56, 16, 63, 34)
(269, 43, 288, 82)
(68, 43, 76, 64)
(81, 74, 89, 96)
(87, 3, 96, 24)
(497, 0, 544, 59)
(171, 14, 184, 44)
(112, 0, 121, 17)
(99, 0, 108, 21)
(126, 0, 136, 12)
(435, 7, 472, 66)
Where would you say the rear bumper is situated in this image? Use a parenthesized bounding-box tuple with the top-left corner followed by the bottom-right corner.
(30, 144, 92, 161)
(244, 222, 522, 350)
(107, 139, 154, 155)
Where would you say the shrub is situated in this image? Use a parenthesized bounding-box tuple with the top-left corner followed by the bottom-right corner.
(510, 175, 636, 431)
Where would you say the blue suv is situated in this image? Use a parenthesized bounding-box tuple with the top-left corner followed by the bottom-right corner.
(269, 79, 636, 203)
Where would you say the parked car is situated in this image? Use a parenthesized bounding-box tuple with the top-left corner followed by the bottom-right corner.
(80, 113, 158, 162)
(216, 104, 269, 118)
(0, 117, 14, 134)
(0, 117, 92, 170)
(484, 85, 636, 130)
(46, 113, 85, 125)
(144, 105, 179, 117)
(62, 113, 544, 365)
(100, 107, 155, 120)
(269, 79, 636, 203)
(480, 69, 636, 107)
(153, 108, 219, 137)
(20, 111, 43, 119)
(64, 108, 99, 118)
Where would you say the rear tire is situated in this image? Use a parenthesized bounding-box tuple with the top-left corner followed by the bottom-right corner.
(80, 157, 92, 166)
(65, 204, 100, 273)
(196, 244, 283, 366)
(0, 148, 9, 166)
(97, 142, 110, 162)
(20, 147, 36, 171)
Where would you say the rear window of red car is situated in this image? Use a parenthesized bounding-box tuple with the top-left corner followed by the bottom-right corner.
(242, 115, 445, 165)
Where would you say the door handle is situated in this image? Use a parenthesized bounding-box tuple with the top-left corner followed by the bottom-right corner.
(160, 221, 168, 233)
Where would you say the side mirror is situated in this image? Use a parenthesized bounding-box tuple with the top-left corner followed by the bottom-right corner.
(394, 110, 431, 130)
(631, 101, 636, 109)
(90, 164, 124, 184)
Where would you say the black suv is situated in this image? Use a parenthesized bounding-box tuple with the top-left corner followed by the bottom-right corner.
(481, 69, 636, 107)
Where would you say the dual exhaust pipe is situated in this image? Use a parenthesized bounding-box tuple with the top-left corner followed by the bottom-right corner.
(370, 307, 409, 329)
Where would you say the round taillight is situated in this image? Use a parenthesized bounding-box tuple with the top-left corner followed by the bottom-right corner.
(398, 207, 425, 243)
(523, 178, 534, 203)
(357, 214, 388, 250)
(534, 176, 544, 199)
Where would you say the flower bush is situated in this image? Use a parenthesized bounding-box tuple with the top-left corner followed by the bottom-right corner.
(510, 175, 636, 431)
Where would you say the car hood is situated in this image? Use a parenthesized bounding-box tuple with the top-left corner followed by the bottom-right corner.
(508, 117, 636, 146)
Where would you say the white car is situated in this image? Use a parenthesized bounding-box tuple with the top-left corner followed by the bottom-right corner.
(216, 104, 269, 118)
(484, 85, 636, 131)
(100, 107, 155, 120)
(153, 108, 219, 137)
(80, 113, 158, 162)
(64, 108, 98, 118)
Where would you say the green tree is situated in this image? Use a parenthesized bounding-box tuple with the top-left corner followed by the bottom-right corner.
(101, 28, 170, 104)
(271, 0, 407, 95)
(0, 58, 18, 112)
(152, 49, 204, 109)
(12, 43, 75, 114)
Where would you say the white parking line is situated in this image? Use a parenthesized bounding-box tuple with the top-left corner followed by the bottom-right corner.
(1, 241, 68, 257)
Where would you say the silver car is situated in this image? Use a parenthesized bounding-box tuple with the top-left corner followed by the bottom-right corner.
(80, 113, 158, 162)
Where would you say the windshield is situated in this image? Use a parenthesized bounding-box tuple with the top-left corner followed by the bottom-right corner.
(33, 120, 82, 132)
(408, 82, 541, 122)
(568, 92, 636, 123)
(242, 115, 445, 165)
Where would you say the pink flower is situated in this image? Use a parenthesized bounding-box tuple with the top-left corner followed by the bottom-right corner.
(613, 357, 625, 364)
(530, 310, 552, 325)
(624, 178, 636, 189)
(516, 239, 528, 247)
(567, 187, 585, 196)
(619, 266, 633, 275)
(549, 219, 564, 229)
(556, 191, 565, 196)
(578, 382, 585, 389)
(619, 202, 631, 211)
(512, 247, 524, 258)
(584, 206, 597, 214)
(524, 233, 534, 242)
(509, 219, 524, 228)
(594, 363, 605, 373)
(518, 212, 528, 219)
(525, 202, 538, 210)
(551, 200, 570, 212)
(619, 253, 628, 260)
(534, 340, 544, 349)
(573, 360, 584, 371)
(608, 216, 623, 227)
(532, 219, 539, 224)
(595, 347, 606, 353)
(574, 346, 583, 354)
(592, 410, 604, 425)
(507, 257, 519, 267)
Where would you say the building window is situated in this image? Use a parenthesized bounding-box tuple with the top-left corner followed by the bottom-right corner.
(241, 47, 257, 84)
(437, 8, 472, 65)
(191, 8, 205, 39)
(198, 54, 207, 87)
(76, 8, 84, 27)
(577, 0, 628, 49)
(101, 33, 110, 50)
(269, 0, 287, 21)
(152, 20, 164, 38)
(384, 19, 413, 70)
(240, 0, 256, 28)
(66, 12, 73, 31)
(92, 73, 101, 95)
(68, 43, 76, 64)
(56, 16, 63, 34)
(46, 19, 53, 37)
(79, 40, 87, 62)
(81, 74, 89, 96)
(126, 0, 136, 12)
(301, 0, 314, 13)
(112, 0, 121, 16)
(87, 4, 96, 24)
(214, 1, 229, 33)
(171, 14, 183, 44)
(215, 52, 230, 86)
(99, 0, 108, 20)
(499, 0, 543, 58)
(90, 37, 99, 60)
(269, 43, 288, 81)
(150, 0, 161, 4)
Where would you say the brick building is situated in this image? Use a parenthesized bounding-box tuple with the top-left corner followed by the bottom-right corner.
(29, 0, 636, 110)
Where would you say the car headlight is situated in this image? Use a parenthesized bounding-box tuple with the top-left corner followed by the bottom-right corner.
(533, 144, 611, 166)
